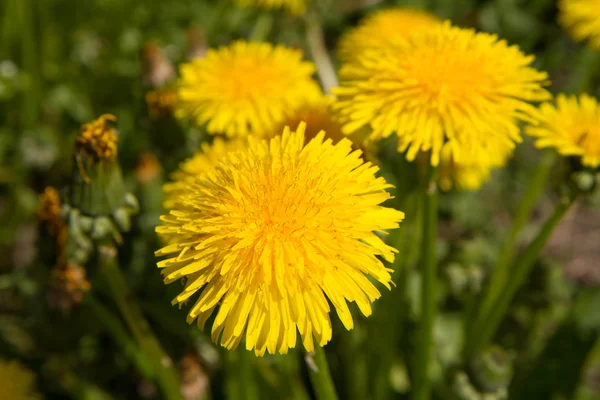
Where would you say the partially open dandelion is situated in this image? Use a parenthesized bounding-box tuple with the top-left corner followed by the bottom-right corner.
(162, 138, 246, 209)
(559, 0, 600, 48)
(176, 41, 321, 137)
(0, 358, 40, 400)
(235, 0, 307, 15)
(526, 93, 600, 168)
(156, 123, 404, 356)
(270, 95, 344, 143)
(75, 114, 118, 162)
(438, 139, 513, 191)
(337, 7, 441, 62)
(333, 22, 550, 166)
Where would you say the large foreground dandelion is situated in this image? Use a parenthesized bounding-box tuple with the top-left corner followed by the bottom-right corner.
(235, 0, 307, 15)
(559, 0, 600, 48)
(156, 123, 404, 356)
(526, 93, 600, 168)
(0, 358, 40, 400)
(333, 22, 550, 166)
(176, 41, 321, 137)
(337, 7, 441, 62)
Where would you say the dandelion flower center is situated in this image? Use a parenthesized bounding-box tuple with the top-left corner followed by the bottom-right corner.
(156, 123, 404, 356)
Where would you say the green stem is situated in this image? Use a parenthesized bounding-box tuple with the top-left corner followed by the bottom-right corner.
(468, 151, 555, 351)
(305, 13, 338, 93)
(85, 294, 155, 379)
(469, 193, 577, 356)
(239, 350, 259, 400)
(249, 13, 273, 42)
(412, 165, 438, 400)
(307, 346, 339, 400)
(99, 246, 183, 400)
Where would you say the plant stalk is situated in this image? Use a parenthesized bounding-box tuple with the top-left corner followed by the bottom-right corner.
(468, 193, 577, 356)
(307, 346, 339, 400)
(412, 165, 438, 400)
(305, 13, 338, 93)
(99, 246, 183, 400)
(469, 151, 555, 350)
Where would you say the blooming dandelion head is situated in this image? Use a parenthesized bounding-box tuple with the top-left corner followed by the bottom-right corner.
(0, 358, 40, 400)
(235, 0, 307, 15)
(155, 123, 404, 356)
(559, 0, 600, 49)
(526, 94, 600, 168)
(333, 21, 550, 166)
(270, 95, 345, 143)
(438, 138, 513, 191)
(176, 41, 321, 137)
(337, 7, 441, 62)
(163, 138, 247, 209)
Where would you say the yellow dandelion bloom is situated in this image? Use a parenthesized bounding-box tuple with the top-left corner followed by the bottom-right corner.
(333, 21, 550, 166)
(176, 41, 321, 137)
(526, 94, 600, 168)
(338, 7, 441, 62)
(0, 358, 40, 400)
(235, 0, 307, 15)
(155, 123, 404, 356)
(269, 95, 345, 143)
(438, 139, 513, 191)
(163, 138, 246, 209)
(559, 0, 600, 48)
(75, 114, 118, 162)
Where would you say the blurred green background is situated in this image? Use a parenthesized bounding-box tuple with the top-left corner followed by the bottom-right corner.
(1, 0, 600, 399)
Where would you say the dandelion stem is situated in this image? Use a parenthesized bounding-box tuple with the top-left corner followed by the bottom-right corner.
(99, 246, 183, 400)
(307, 346, 339, 400)
(469, 192, 577, 357)
(239, 350, 259, 400)
(305, 13, 338, 93)
(412, 165, 438, 400)
(249, 13, 273, 42)
(467, 151, 555, 355)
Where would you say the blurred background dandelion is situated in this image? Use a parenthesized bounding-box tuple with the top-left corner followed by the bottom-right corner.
(1, 0, 600, 399)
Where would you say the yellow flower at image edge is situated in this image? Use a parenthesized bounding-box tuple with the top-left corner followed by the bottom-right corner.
(0, 358, 40, 400)
(527, 94, 600, 168)
(156, 123, 404, 356)
(235, 0, 307, 15)
(333, 21, 550, 166)
(176, 40, 321, 137)
(559, 0, 600, 48)
(338, 7, 441, 62)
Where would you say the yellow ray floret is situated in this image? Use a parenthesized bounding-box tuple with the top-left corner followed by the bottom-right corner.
(559, 0, 600, 48)
(0, 358, 40, 400)
(163, 138, 247, 209)
(526, 93, 600, 168)
(156, 123, 404, 356)
(176, 41, 321, 137)
(235, 0, 307, 15)
(337, 7, 441, 62)
(333, 21, 550, 166)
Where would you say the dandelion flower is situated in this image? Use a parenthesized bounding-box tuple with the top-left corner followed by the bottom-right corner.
(438, 139, 513, 191)
(177, 41, 321, 137)
(559, 0, 600, 48)
(235, 0, 307, 15)
(163, 138, 246, 209)
(526, 93, 600, 168)
(269, 94, 345, 143)
(155, 123, 404, 356)
(333, 21, 550, 166)
(0, 358, 40, 400)
(338, 7, 441, 62)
